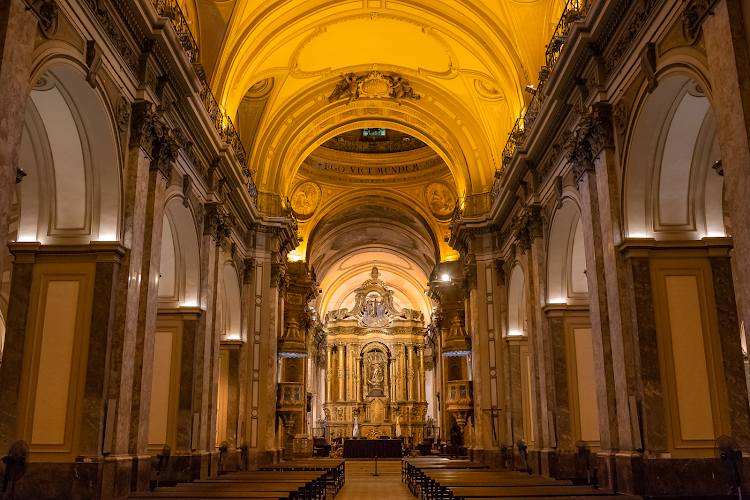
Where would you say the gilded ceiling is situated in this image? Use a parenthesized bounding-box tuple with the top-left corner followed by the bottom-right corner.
(189, 0, 564, 316)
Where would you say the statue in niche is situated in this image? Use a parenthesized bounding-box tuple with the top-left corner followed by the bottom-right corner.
(365, 350, 387, 397)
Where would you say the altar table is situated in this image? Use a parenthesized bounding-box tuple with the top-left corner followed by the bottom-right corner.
(343, 438, 402, 458)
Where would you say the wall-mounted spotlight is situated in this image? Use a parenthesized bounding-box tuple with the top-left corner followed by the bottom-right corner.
(524, 84, 537, 96)
(441, 274, 450, 282)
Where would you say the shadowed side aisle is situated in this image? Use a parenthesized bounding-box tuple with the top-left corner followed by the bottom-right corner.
(335, 461, 412, 500)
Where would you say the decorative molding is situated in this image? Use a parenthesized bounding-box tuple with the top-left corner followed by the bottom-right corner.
(612, 99, 628, 134)
(328, 71, 421, 105)
(605, 0, 658, 75)
(511, 206, 544, 253)
(640, 42, 657, 93)
(682, 0, 720, 44)
(83, 0, 139, 74)
(85, 41, 102, 88)
(494, 258, 505, 286)
(151, 129, 181, 180)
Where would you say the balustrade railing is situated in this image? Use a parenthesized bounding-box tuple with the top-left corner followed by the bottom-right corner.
(151, 0, 198, 63)
(545, 0, 594, 69)
(496, 0, 594, 184)
(152, 0, 250, 174)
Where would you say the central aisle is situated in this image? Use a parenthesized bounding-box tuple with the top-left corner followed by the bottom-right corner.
(335, 460, 412, 500)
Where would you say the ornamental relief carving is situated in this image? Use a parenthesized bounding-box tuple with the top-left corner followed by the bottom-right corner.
(328, 71, 421, 105)
(290, 181, 322, 218)
(425, 182, 456, 218)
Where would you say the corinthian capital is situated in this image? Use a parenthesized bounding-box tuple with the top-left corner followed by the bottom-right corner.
(577, 107, 614, 156)
(151, 129, 181, 180)
(461, 253, 478, 294)
(512, 206, 544, 254)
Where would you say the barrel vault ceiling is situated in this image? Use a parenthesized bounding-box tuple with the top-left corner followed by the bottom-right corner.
(187, 0, 563, 317)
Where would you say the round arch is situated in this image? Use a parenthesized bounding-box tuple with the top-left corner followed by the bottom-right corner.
(17, 64, 121, 244)
(623, 74, 723, 240)
(159, 197, 201, 307)
(221, 264, 242, 340)
(547, 199, 588, 306)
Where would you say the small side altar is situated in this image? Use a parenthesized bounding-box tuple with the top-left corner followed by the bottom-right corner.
(322, 268, 428, 445)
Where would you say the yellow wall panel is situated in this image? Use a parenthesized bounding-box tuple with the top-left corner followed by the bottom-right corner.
(30, 281, 80, 445)
(664, 275, 715, 441)
(148, 331, 174, 446)
(573, 328, 600, 443)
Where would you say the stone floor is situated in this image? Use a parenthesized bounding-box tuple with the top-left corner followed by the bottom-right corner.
(335, 460, 412, 499)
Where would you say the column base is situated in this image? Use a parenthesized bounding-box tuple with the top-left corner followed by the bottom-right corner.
(191, 451, 211, 480)
(131, 454, 152, 492)
(4, 460, 102, 499)
(102, 454, 133, 499)
(156, 453, 195, 484)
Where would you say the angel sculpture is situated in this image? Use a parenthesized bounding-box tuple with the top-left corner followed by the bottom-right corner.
(328, 73, 360, 104)
(389, 76, 420, 104)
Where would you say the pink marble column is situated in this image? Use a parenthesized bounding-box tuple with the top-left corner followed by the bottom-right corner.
(104, 101, 161, 497)
(130, 129, 179, 491)
(0, 0, 37, 282)
(0, 243, 38, 456)
(191, 203, 222, 478)
(573, 158, 621, 490)
(703, 0, 750, 353)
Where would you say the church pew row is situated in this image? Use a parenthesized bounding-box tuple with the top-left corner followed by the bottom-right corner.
(260, 459, 345, 493)
(130, 467, 336, 500)
(403, 459, 621, 500)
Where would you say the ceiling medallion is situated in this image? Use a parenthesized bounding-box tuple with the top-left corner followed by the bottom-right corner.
(328, 71, 421, 105)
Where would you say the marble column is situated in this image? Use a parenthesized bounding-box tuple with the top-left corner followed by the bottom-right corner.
(191, 204, 222, 478)
(105, 102, 161, 497)
(227, 347, 241, 448)
(337, 344, 345, 401)
(588, 110, 639, 458)
(703, 0, 750, 348)
(325, 346, 333, 403)
(130, 131, 178, 491)
(79, 244, 126, 462)
(545, 308, 573, 454)
(418, 347, 426, 402)
(0, 244, 39, 455)
(174, 308, 201, 458)
(267, 261, 283, 458)
(575, 161, 620, 477)
(463, 256, 484, 455)
(0, 0, 37, 283)
(504, 337, 527, 448)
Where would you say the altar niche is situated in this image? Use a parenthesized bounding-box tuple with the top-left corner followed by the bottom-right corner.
(321, 267, 429, 447)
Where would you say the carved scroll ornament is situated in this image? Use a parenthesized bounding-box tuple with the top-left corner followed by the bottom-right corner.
(328, 71, 421, 105)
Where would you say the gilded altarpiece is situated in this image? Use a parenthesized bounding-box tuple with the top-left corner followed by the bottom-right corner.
(323, 268, 428, 444)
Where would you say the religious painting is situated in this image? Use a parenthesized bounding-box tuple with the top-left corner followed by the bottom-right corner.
(361, 292, 388, 327)
(291, 181, 321, 217)
(425, 182, 456, 217)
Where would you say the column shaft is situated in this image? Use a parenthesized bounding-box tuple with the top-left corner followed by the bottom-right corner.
(337, 345, 345, 401)
(0, 0, 36, 282)
(325, 347, 333, 403)
(355, 356, 362, 402)
(418, 347, 426, 402)
(407, 346, 416, 401)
